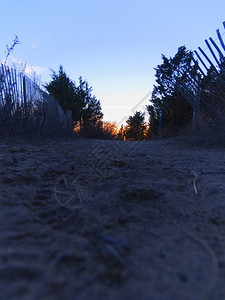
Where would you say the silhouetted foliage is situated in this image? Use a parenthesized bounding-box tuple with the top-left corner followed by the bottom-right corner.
(147, 46, 200, 134)
(198, 62, 225, 125)
(76, 77, 103, 136)
(45, 66, 103, 137)
(101, 121, 118, 139)
(147, 105, 158, 137)
(44, 65, 76, 113)
(124, 111, 147, 140)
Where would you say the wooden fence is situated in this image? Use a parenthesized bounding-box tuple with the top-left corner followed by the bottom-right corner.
(0, 64, 72, 137)
(194, 21, 225, 76)
(177, 21, 225, 129)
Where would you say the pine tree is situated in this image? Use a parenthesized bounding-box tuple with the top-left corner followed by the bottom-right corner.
(44, 65, 77, 114)
(44, 66, 103, 136)
(124, 111, 146, 140)
(147, 46, 200, 132)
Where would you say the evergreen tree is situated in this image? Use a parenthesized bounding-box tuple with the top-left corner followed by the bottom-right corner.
(124, 111, 146, 140)
(147, 46, 200, 132)
(44, 66, 103, 136)
(44, 65, 77, 114)
(76, 77, 103, 135)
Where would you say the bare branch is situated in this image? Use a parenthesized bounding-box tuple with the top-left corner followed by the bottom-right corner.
(4, 35, 20, 65)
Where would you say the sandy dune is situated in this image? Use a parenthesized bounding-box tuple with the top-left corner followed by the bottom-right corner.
(0, 137, 225, 299)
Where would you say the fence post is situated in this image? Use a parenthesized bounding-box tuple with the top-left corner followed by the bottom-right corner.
(23, 75, 27, 131)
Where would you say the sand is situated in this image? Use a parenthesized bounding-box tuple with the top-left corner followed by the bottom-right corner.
(0, 136, 225, 299)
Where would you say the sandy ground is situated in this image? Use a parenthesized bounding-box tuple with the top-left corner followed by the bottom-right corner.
(0, 136, 225, 300)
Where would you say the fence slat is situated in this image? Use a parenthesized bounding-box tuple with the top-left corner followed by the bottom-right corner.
(198, 46, 218, 71)
(209, 37, 224, 59)
(194, 50, 208, 73)
(178, 21, 225, 130)
(216, 29, 225, 52)
(205, 39, 220, 66)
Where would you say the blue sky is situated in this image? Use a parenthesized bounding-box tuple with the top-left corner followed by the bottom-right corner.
(1, 0, 225, 124)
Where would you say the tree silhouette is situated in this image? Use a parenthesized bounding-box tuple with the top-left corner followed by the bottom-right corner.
(124, 111, 146, 140)
(76, 77, 103, 135)
(45, 66, 103, 137)
(147, 46, 200, 133)
(147, 105, 158, 136)
(44, 65, 77, 114)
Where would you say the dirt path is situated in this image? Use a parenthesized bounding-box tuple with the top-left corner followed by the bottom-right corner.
(0, 137, 225, 300)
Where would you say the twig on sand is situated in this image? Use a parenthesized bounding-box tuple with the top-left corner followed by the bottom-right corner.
(191, 170, 199, 195)
(106, 245, 127, 268)
(103, 235, 130, 250)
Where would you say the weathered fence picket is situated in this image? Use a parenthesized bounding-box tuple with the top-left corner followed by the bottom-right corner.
(177, 21, 225, 129)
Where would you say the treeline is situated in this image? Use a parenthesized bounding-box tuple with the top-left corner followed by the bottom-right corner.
(44, 48, 195, 140)
(55, 44, 224, 141)
(2, 35, 224, 141)
(44, 66, 148, 140)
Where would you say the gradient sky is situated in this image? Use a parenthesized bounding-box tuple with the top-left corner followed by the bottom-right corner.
(1, 0, 225, 125)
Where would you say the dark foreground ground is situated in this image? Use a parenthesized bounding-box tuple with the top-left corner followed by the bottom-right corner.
(0, 136, 225, 300)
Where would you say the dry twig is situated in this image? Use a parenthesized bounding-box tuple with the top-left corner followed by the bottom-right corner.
(192, 170, 199, 195)
(106, 245, 127, 268)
